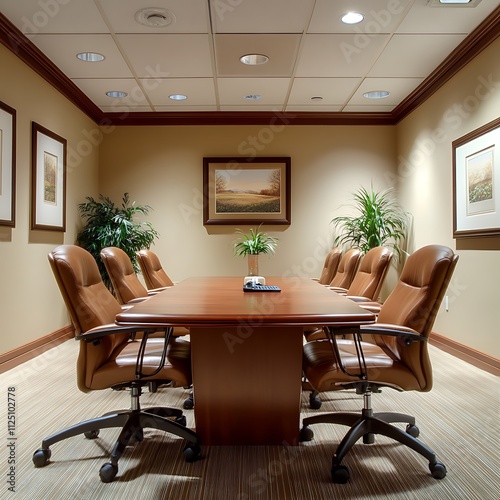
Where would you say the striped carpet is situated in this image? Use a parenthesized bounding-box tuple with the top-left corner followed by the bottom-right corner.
(0, 340, 498, 499)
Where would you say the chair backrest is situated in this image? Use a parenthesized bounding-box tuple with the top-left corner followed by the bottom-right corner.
(346, 246, 393, 300)
(374, 245, 458, 390)
(136, 249, 174, 289)
(318, 247, 342, 285)
(49, 245, 128, 392)
(100, 247, 149, 304)
(329, 248, 362, 288)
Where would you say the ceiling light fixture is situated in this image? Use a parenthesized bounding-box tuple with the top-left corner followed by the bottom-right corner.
(106, 91, 128, 98)
(240, 54, 269, 65)
(135, 8, 175, 28)
(438, 0, 471, 3)
(341, 12, 364, 24)
(363, 90, 390, 99)
(244, 95, 262, 100)
(169, 94, 187, 101)
(76, 52, 105, 62)
(311, 96, 323, 101)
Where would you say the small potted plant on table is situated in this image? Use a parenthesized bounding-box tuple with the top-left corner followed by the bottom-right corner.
(233, 226, 278, 276)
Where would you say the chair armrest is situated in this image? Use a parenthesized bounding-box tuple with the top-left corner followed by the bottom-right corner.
(356, 301, 382, 314)
(329, 286, 348, 294)
(360, 323, 426, 343)
(346, 295, 371, 302)
(75, 323, 164, 342)
(147, 286, 172, 294)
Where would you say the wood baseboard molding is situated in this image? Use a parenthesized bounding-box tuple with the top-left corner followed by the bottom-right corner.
(0, 326, 74, 374)
(429, 332, 499, 376)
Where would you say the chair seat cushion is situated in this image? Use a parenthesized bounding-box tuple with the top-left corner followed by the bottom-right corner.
(89, 338, 191, 390)
(303, 339, 422, 393)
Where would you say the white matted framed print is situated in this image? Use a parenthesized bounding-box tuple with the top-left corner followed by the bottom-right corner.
(0, 100, 16, 227)
(31, 122, 67, 231)
(453, 117, 500, 239)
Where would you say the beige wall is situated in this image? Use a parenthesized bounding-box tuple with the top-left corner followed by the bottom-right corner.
(396, 38, 500, 357)
(98, 124, 397, 283)
(0, 44, 100, 354)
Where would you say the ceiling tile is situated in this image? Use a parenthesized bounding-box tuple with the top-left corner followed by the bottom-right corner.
(347, 77, 425, 106)
(288, 78, 362, 106)
(286, 105, 342, 112)
(396, 0, 500, 33)
(0, 0, 109, 34)
(308, 0, 414, 33)
(97, 0, 209, 34)
(217, 78, 291, 106)
(343, 104, 395, 112)
(215, 34, 302, 77)
(141, 78, 216, 106)
(72, 78, 150, 108)
(368, 34, 467, 78)
(26, 34, 133, 78)
(211, 0, 315, 33)
(296, 34, 391, 77)
(116, 34, 213, 78)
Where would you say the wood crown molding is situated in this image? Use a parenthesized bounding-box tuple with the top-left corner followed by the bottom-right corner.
(1, 8, 499, 126)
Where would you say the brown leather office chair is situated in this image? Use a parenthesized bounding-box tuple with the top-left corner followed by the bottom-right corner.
(316, 247, 343, 285)
(329, 248, 362, 289)
(330, 246, 393, 301)
(33, 245, 200, 483)
(301, 245, 458, 484)
(100, 246, 152, 305)
(136, 249, 174, 289)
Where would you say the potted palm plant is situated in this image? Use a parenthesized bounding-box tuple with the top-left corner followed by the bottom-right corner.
(331, 186, 409, 262)
(77, 193, 159, 289)
(233, 226, 278, 276)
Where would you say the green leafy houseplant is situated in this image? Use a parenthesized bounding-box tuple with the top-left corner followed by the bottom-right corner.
(233, 226, 278, 276)
(233, 226, 278, 256)
(331, 186, 409, 261)
(77, 193, 159, 289)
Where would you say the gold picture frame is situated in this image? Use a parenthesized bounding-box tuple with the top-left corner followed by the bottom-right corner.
(203, 157, 291, 225)
(31, 122, 67, 231)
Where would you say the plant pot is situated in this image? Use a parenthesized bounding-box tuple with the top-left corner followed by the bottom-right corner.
(247, 254, 259, 276)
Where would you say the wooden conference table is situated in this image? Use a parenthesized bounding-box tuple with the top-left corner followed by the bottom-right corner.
(116, 276, 375, 446)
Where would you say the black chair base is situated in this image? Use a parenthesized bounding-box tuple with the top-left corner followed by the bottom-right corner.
(300, 408, 446, 484)
(33, 386, 200, 483)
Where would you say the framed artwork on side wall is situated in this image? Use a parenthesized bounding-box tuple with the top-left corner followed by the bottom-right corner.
(31, 122, 67, 231)
(0, 100, 16, 227)
(453, 117, 500, 239)
(203, 156, 291, 226)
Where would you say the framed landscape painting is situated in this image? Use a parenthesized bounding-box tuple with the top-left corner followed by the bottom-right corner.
(31, 122, 67, 231)
(453, 118, 500, 239)
(203, 157, 291, 225)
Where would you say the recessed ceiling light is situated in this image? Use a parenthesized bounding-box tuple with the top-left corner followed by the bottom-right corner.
(240, 54, 269, 65)
(363, 90, 390, 99)
(135, 8, 175, 27)
(106, 91, 128, 98)
(311, 96, 323, 101)
(438, 0, 471, 3)
(428, 0, 477, 5)
(341, 12, 364, 24)
(169, 94, 187, 101)
(244, 95, 262, 100)
(76, 52, 105, 62)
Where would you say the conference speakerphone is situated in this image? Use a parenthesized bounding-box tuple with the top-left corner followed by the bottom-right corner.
(243, 282, 281, 292)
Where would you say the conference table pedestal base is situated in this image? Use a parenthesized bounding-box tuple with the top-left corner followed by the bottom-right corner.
(190, 326, 304, 446)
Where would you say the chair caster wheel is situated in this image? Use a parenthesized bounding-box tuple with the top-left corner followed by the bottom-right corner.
(331, 464, 350, 484)
(33, 448, 51, 468)
(130, 428, 144, 443)
(183, 443, 201, 463)
(175, 415, 187, 427)
(99, 462, 118, 483)
(183, 396, 194, 409)
(299, 425, 314, 442)
(406, 424, 419, 438)
(309, 392, 322, 409)
(84, 429, 100, 439)
(430, 461, 447, 479)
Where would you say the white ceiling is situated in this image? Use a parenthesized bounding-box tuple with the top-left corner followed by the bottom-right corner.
(1, 0, 498, 113)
